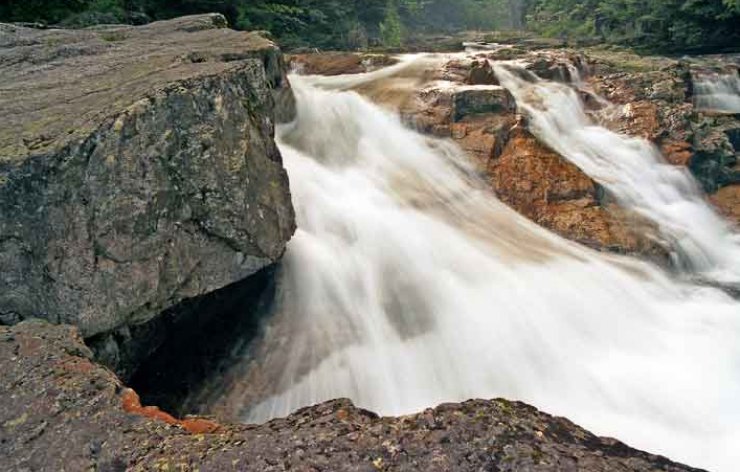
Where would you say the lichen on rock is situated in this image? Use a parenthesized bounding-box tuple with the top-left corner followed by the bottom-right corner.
(0, 14, 296, 372)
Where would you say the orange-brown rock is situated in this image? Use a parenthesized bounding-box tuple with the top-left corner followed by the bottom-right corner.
(594, 100, 663, 141)
(711, 185, 740, 225)
(122, 388, 221, 434)
(467, 59, 499, 85)
(661, 139, 694, 166)
(347, 53, 673, 257)
(489, 127, 663, 255)
(451, 115, 514, 164)
(622, 101, 661, 140)
(402, 87, 454, 136)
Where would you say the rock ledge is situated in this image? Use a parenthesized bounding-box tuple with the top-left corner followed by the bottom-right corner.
(0, 320, 703, 471)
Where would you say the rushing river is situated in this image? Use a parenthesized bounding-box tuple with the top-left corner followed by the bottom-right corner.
(208, 55, 740, 471)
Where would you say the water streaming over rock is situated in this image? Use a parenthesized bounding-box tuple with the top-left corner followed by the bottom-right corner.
(495, 63, 740, 283)
(693, 70, 740, 114)
(208, 58, 740, 471)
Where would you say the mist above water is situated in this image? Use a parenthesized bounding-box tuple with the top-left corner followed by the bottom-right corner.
(208, 57, 740, 472)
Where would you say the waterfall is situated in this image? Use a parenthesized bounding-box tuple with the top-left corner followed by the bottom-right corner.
(494, 63, 740, 284)
(205, 71, 740, 472)
(693, 70, 740, 114)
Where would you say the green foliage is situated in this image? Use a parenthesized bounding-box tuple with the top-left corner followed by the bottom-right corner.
(528, 0, 740, 52)
(61, 0, 126, 26)
(1, 0, 90, 25)
(380, 0, 403, 47)
(1, 0, 736, 52)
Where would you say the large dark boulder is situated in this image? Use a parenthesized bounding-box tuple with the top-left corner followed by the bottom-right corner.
(0, 15, 296, 353)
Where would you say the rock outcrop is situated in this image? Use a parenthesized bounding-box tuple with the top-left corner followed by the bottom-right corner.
(0, 14, 296, 373)
(0, 320, 702, 472)
(347, 48, 738, 257)
(585, 50, 740, 215)
(288, 52, 398, 75)
(492, 127, 663, 255)
(388, 55, 664, 258)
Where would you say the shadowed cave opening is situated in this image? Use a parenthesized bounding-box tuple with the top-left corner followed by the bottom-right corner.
(119, 266, 279, 418)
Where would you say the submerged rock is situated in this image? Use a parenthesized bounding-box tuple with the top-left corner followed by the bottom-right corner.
(0, 15, 296, 365)
(0, 320, 703, 472)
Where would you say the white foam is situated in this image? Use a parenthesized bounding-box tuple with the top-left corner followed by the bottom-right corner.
(212, 76, 740, 472)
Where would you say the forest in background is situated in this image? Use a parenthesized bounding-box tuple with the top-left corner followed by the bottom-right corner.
(1, 0, 739, 52)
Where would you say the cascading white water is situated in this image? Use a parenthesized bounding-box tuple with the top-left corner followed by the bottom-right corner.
(209, 61, 740, 471)
(494, 63, 740, 283)
(693, 70, 740, 114)
(201, 56, 740, 471)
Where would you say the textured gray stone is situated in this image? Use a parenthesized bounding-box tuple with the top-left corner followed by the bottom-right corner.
(0, 15, 296, 340)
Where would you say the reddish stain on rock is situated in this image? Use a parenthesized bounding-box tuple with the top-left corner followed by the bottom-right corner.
(121, 388, 220, 434)
(180, 418, 221, 434)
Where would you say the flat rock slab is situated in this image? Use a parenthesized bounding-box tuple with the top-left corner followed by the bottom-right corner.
(1, 14, 271, 158)
(0, 15, 295, 342)
(0, 320, 703, 471)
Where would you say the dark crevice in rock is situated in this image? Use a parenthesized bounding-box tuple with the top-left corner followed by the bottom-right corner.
(111, 264, 278, 417)
(690, 150, 740, 193)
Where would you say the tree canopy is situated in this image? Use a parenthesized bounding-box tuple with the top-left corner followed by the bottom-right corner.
(1, 0, 738, 52)
(527, 0, 740, 52)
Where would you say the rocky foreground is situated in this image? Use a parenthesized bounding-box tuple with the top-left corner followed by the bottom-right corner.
(1, 320, 701, 471)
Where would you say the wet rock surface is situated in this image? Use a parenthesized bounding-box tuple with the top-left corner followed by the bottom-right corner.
(0, 320, 702, 471)
(492, 127, 664, 256)
(388, 53, 665, 258)
(288, 52, 398, 75)
(586, 50, 740, 200)
(712, 184, 740, 224)
(0, 24, 735, 471)
(0, 15, 296, 369)
(343, 47, 738, 257)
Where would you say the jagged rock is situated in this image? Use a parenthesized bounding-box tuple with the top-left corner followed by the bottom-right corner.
(0, 15, 296, 357)
(452, 85, 515, 121)
(588, 51, 740, 196)
(525, 51, 589, 83)
(0, 320, 702, 472)
(711, 184, 740, 224)
(490, 127, 665, 256)
(394, 56, 665, 258)
(689, 117, 740, 193)
(439, 58, 471, 83)
(467, 58, 499, 85)
(451, 115, 515, 163)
